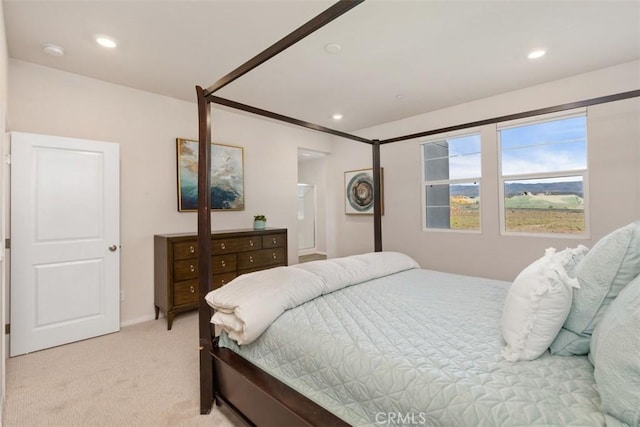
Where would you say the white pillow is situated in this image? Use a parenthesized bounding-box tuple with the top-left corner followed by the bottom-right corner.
(502, 248, 579, 362)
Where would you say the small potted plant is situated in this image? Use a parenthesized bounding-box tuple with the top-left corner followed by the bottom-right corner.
(253, 214, 267, 230)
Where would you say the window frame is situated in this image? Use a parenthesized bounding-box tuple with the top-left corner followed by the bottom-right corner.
(420, 129, 482, 233)
(497, 109, 590, 238)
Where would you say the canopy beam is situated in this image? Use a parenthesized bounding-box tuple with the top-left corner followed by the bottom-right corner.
(204, 0, 365, 97)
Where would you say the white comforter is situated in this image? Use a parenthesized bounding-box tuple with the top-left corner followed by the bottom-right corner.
(205, 251, 420, 344)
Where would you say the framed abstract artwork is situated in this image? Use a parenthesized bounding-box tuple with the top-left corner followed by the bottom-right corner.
(176, 138, 245, 211)
(344, 168, 384, 215)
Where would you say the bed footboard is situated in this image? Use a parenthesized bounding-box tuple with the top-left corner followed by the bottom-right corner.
(212, 343, 349, 426)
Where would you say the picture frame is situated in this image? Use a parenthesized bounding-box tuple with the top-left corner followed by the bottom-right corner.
(176, 138, 245, 212)
(344, 168, 384, 215)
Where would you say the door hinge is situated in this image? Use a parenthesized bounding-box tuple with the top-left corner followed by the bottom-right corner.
(5, 323, 9, 335)
(5, 238, 9, 249)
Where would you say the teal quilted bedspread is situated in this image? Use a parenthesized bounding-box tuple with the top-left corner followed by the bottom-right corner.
(219, 268, 604, 426)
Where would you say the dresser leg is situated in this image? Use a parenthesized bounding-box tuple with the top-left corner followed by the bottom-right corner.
(167, 313, 174, 330)
(154, 305, 159, 320)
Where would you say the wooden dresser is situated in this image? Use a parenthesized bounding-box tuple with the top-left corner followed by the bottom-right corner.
(154, 228, 288, 329)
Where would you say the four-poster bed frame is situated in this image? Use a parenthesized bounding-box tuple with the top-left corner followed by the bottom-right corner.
(195, 0, 640, 424)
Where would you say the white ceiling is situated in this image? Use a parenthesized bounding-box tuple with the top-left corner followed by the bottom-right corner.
(4, 0, 640, 132)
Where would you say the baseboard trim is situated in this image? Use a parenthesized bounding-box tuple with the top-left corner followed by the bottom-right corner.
(120, 313, 157, 328)
(298, 248, 317, 256)
(298, 250, 327, 257)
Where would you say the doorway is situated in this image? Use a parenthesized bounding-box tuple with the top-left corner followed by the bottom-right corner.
(297, 183, 317, 256)
(297, 148, 328, 262)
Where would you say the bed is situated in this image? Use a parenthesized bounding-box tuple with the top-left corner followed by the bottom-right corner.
(212, 256, 602, 426)
(205, 244, 640, 426)
(193, 1, 640, 425)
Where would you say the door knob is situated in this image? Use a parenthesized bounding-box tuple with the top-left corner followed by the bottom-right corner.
(109, 245, 118, 252)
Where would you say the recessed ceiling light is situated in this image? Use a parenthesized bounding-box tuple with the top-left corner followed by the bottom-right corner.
(42, 44, 65, 57)
(528, 49, 546, 59)
(96, 36, 117, 49)
(332, 113, 343, 121)
(324, 43, 342, 54)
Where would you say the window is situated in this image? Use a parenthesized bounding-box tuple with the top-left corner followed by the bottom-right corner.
(499, 112, 587, 235)
(422, 133, 481, 231)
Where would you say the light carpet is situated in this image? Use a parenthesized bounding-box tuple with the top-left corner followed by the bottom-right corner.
(4, 311, 245, 426)
(298, 254, 327, 263)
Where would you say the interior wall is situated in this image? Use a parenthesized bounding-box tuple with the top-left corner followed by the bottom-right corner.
(297, 156, 327, 254)
(325, 141, 373, 257)
(328, 61, 640, 281)
(7, 59, 333, 326)
(0, 0, 7, 408)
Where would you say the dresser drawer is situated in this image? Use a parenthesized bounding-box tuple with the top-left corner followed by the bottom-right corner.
(212, 254, 237, 273)
(262, 233, 286, 248)
(237, 247, 285, 270)
(213, 272, 237, 289)
(174, 280, 198, 306)
(174, 254, 236, 280)
(173, 259, 198, 281)
(212, 236, 262, 254)
(239, 263, 286, 275)
(173, 240, 198, 260)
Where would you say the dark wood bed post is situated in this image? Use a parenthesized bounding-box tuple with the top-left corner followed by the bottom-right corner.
(372, 139, 382, 252)
(196, 85, 214, 414)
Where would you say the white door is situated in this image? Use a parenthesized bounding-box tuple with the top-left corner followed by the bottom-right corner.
(10, 132, 120, 356)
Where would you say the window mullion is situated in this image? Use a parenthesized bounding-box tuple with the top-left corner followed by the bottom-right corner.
(502, 169, 587, 181)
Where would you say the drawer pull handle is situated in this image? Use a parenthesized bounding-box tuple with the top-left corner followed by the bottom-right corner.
(249, 240, 254, 247)
(189, 264, 195, 272)
(249, 256, 254, 263)
(221, 260, 226, 267)
(221, 279, 225, 285)
(272, 252, 277, 260)
(189, 245, 195, 253)
(190, 286, 195, 293)
(272, 237, 277, 244)
(221, 243, 226, 250)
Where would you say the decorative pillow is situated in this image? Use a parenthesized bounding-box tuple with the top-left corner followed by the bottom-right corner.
(589, 274, 640, 426)
(501, 248, 578, 362)
(554, 245, 589, 277)
(551, 221, 640, 356)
